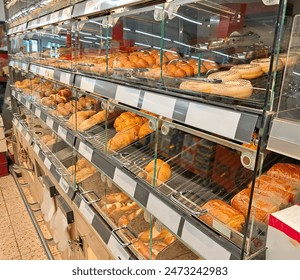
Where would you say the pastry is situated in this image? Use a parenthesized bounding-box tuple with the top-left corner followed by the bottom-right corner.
(210, 79, 253, 98)
(199, 200, 245, 232)
(107, 126, 141, 151)
(138, 121, 153, 139)
(113, 112, 145, 132)
(100, 192, 130, 205)
(144, 159, 171, 187)
(229, 64, 263, 79)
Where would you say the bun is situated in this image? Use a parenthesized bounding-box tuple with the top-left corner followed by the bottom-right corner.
(131, 238, 156, 260)
(266, 163, 300, 183)
(144, 159, 171, 187)
(100, 192, 130, 205)
(199, 200, 245, 232)
(229, 64, 263, 79)
(138, 227, 169, 242)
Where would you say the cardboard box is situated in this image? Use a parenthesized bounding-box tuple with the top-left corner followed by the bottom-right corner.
(266, 204, 300, 259)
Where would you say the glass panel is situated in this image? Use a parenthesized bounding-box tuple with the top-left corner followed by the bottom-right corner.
(277, 15, 300, 122)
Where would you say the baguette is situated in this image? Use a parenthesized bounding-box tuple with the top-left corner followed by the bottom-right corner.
(68, 110, 96, 128)
(78, 110, 106, 131)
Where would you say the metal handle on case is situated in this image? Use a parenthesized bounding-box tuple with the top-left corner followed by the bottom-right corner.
(170, 193, 208, 216)
(78, 132, 94, 140)
(79, 190, 101, 205)
(56, 167, 69, 177)
(111, 227, 133, 247)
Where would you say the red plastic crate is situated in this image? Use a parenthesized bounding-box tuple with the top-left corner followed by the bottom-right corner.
(0, 161, 8, 177)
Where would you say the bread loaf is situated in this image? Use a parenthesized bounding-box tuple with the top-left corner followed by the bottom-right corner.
(266, 163, 300, 183)
(231, 188, 279, 224)
(138, 227, 169, 242)
(144, 159, 171, 187)
(68, 110, 96, 128)
(199, 199, 245, 232)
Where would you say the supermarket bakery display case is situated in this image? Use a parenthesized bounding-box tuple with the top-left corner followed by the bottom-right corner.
(5, 0, 300, 260)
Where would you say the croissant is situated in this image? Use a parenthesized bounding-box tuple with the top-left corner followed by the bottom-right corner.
(138, 121, 153, 139)
(78, 110, 106, 131)
(107, 126, 140, 151)
(144, 159, 171, 187)
(114, 112, 145, 132)
(68, 110, 96, 128)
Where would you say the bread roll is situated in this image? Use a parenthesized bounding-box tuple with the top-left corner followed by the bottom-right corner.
(231, 188, 279, 224)
(131, 238, 156, 260)
(118, 208, 143, 227)
(107, 126, 141, 151)
(251, 58, 283, 73)
(267, 163, 300, 183)
(138, 227, 169, 242)
(68, 110, 96, 128)
(199, 200, 245, 232)
(100, 192, 130, 205)
(144, 159, 171, 187)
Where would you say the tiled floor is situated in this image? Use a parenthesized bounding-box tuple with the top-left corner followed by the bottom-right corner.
(0, 174, 62, 260)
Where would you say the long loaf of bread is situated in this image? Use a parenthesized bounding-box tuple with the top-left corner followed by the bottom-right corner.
(78, 110, 107, 131)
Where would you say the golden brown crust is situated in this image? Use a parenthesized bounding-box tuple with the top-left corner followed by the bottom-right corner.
(200, 200, 245, 232)
(267, 163, 300, 183)
(144, 159, 171, 187)
(230, 188, 279, 224)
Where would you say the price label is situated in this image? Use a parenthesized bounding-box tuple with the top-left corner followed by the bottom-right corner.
(44, 157, 52, 170)
(21, 63, 28, 71)
(58, 125, 67, 141)
(213, 220, 232, 239)
(17, 121, 22, 131)
(79, 200, 95, 224)
(80, 77, 96, 93)
(34, 143, 40, 154)
(25, 133, 31, 143)
(60, 72, 71, 85)
(12, 118, 18, 127)
(11, 90, 16, 98)
(30, 65, 38, 74)
(46, 117, 54, 129)
(113, 168, 136, 197)
(38, 67, 46, 76)
(85, 0, 102, 13)
(59, 177, 70, 194)
(45, 69, 54, 79)
(25, 100, 31, 110)
(35, 108, 41, 118)
(78, 142, 93, 161)
(62, 7, 71, 19)
(50, 12, 59, 22)
(17, 94, 21, 102)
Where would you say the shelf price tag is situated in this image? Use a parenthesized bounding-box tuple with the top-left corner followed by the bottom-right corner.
(62, 7, 72, 19)
(46, 117, 54, 129)
(58, 125, 67, 141)
(212, 220, 232, 239)
(85, 0, 102, 13)
(50, 12, 59, 22)
(79, 200, 95, 224)
(35, 108, 41, 118)
(115, 86, 140, 108)
(60, 72, 71, 85)
(78, 142, 93, 161)
(59, 177, 70, 194)
(45, 69, 54, 79)
(25, 132, 31, 143)
(25, 100, 31, 109)
(80, 77, 95, 93)
(44, 157, 52, 170)
(17, 121, 22, 131)
(12, 118, 18, 127)
(113, 168, 136, 197)
(34, 143, 40, 155)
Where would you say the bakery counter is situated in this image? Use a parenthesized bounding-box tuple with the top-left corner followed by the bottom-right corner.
(11, 79, 243, 259)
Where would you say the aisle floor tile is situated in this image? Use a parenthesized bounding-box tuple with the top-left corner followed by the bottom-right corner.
(0, 235, 21, 260)
(15, 228, 44, 256)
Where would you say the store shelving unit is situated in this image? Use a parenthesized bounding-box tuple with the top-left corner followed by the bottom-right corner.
(5, 0, 300, 260)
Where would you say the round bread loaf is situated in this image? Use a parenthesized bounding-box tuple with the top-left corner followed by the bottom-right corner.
(230, 64, 263, 79)
(251, 58, 283, 73)
(208, 70, 241, 81)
